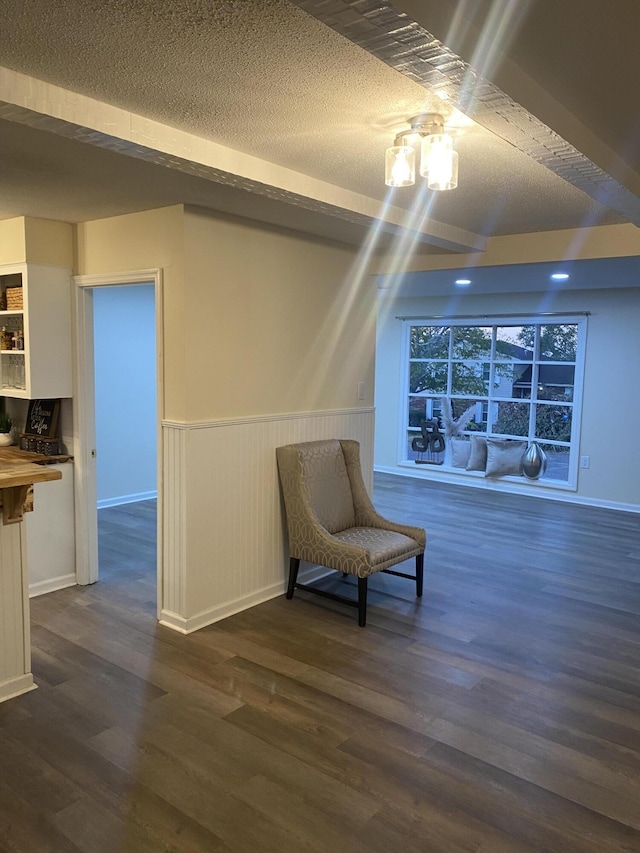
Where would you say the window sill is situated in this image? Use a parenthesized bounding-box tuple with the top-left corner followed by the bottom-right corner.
(397, 459, 577, 492)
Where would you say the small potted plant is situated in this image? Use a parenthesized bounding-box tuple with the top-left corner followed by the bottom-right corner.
(0, 410, 13, 446)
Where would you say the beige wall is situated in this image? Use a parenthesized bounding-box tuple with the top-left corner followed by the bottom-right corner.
(375, 286, 640, 509)
(75, 205, 186, 419)
(24, 218, 73, 267)
(0, 216, 73, 266)
(374, 223, 640, 275)
(0, 217, 26, 264)
(74, 204, 378, 627)
(182, 208, 375, 421)
(75, 205, 375, 423)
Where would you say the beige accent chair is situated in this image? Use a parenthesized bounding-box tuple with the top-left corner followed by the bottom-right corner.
(276, 439, 426, 626)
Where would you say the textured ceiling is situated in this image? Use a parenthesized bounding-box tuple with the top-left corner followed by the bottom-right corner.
(0, 0, 449, 200)
(0, 0, 634, 246)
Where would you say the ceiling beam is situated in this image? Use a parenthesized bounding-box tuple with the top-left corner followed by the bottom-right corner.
(293, 0, 640, 227)
(0, 66, 485, 254)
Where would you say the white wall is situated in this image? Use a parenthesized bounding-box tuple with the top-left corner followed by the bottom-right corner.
(93, 284, 156, 506)
(375, 286, 640, 511)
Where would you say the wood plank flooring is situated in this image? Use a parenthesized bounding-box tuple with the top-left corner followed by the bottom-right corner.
(1, 477, 640, 852)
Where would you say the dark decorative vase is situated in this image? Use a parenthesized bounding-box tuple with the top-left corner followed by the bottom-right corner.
(521, 442, 547, 480)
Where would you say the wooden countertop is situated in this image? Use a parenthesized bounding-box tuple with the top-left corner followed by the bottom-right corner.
(0, 447, 63, 488)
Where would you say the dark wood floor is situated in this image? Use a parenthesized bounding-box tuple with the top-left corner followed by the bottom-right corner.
(1, 476, 640, 852)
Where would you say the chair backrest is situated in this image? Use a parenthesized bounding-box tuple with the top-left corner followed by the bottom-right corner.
(277, 439, 356, 534)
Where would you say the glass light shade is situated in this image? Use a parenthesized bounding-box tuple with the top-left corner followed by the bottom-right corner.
(420, 133, 458, 190)
(385, 144, 415, 187)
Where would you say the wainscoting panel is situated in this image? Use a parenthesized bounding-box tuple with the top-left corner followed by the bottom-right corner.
(160, 408, 374, 632)
(161, 423, 187, 625)
(0, 522, 36, 702)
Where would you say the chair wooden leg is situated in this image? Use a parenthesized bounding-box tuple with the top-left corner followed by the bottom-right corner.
(416, 553, 424, 598)
(358, 576, 368, 627)
(287, 557, 300, 599)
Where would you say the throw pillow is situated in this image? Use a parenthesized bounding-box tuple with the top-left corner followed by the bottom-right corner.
(485, 438, 527, 478)
(451, 438, 471, 468)
(466, 435, 488, 471)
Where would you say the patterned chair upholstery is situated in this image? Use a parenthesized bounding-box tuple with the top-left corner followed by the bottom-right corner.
(276, 439, 426, 626)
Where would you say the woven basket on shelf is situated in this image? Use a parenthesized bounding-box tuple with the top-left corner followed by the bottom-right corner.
(6, 287, 23, 310)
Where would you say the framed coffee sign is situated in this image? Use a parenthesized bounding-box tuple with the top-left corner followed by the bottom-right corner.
(24, 399, 60, 438)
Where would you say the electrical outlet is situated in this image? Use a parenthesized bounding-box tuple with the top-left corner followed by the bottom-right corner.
(357, 381, 365, 401)
(580, 455, 590, 469)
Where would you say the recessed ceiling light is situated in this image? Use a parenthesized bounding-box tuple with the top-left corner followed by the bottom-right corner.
(551, 272, 569, 280)
(455, 278, 471, 286)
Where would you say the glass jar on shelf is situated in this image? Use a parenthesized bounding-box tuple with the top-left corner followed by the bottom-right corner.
(2, 354, 25, 390)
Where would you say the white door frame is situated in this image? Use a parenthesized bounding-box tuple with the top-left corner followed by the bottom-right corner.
(72, 268, 164, 618)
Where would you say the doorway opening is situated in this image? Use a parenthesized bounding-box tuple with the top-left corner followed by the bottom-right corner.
(94, 283, 157, 597)
(73, 269, 164, 617)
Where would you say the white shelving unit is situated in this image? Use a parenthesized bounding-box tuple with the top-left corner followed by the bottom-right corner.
(0, 263, 72, 399)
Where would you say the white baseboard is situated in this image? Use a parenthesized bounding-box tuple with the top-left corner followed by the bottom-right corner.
(29, 573, 76, 598)
(160, 581, 285, 634)
(375, 465, 640, 514)
(97, 490, 157, 509)
(0, 673, 37, 704)
(158, 610, 190, 634)
(159, 564, 333, 634)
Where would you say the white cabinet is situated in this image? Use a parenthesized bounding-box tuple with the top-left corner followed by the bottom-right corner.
(26, 462, 76, 597)
(0, 263, 72, 399)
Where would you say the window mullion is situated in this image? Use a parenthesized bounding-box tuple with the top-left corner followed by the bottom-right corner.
(488, 327, 497, 436)
(447, 326, 453, 395)
(529, 326, 539, 442)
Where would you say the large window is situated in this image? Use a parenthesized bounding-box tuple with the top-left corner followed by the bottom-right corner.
(403, 317, 586, 486)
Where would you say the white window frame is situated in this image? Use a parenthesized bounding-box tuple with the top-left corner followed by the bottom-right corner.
(399, 315, 587, 490)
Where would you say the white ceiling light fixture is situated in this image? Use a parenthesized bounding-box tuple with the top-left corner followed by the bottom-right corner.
(551, 272, 570, 280)
(385, 114, 458, 191)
